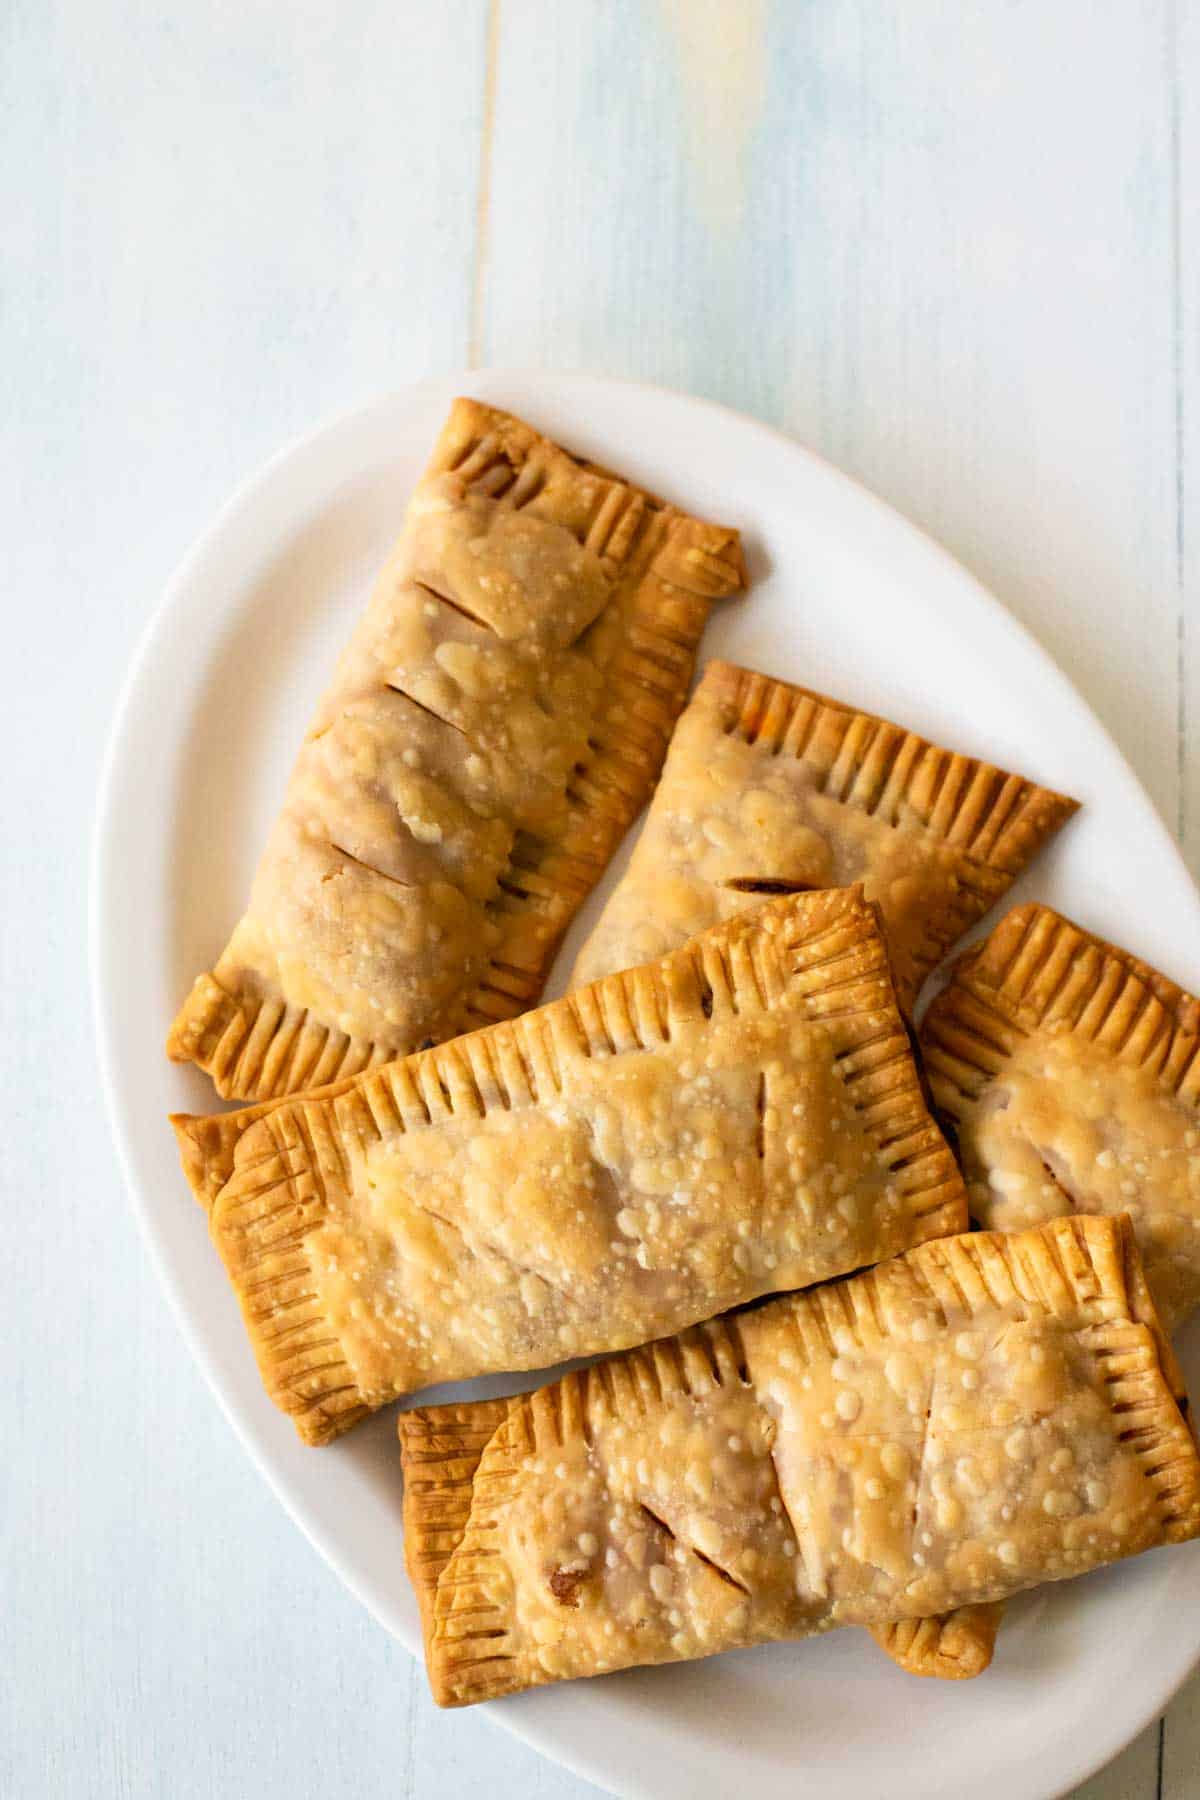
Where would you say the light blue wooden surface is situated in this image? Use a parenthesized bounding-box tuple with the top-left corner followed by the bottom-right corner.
(3, 2, 1196, 1795)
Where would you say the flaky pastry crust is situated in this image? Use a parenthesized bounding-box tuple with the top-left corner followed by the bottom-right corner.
(868, 1603, 1003, 1679)
(398, 1216, 1200, 1706)
(569, 661, 1077, 1013)
(921, 903, 1200, 1331)
(188, 888, 965, 1442)
(167, 399, 744, 1102)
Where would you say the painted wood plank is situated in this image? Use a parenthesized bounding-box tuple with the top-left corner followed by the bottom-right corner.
(486, 0, 1183, 853)
(1164, 1668, 1200, 1800)
(2, 0, 490, 675)
(481, 0, 776, 415)
(1072, 1722, 1162, 1800)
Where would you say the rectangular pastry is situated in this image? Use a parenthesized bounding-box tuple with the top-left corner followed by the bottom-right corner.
(921, 902, 1200, 1330)
(185, 888, 967, 1442)
(568, 660, 1078, 1013)
(398, 1215, 1200, 1706)
(167, 399, 746, 1102)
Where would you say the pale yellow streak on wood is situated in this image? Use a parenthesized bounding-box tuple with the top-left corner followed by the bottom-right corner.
(469, 0, 502, 368)
(658, 0, 768, 235)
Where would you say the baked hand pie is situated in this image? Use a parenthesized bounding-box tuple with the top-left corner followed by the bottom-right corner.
(181, 888, 966, 1442)
(568, 660, 1078, 1013)
(921, 902, 1200, 1331)
(398, 1215, 1199, 1706)
(167, 399, 745, 1102)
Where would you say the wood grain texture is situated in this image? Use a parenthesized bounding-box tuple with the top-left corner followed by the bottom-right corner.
(2, 0, 1196, 1795)
(487, 0, 1187, 855)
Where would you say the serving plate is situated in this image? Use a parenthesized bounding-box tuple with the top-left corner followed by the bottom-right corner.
(92, 371, 1200, 1799)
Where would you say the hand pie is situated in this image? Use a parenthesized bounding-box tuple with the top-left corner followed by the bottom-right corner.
(398, 1215, 1200, 1706)
(167, 399, 745, 1102)
(568, 660, 1078, 1013)
(186, 888, 966, 1442)
(921, 903, 1200, 1331)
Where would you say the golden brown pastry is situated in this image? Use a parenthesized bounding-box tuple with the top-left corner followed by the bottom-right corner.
(167, 399, 745, 1102)
(568, 660, 1078, 1013)
(921, 903, 1200, 1331)
(398, 1215, 1200, 1706)
(188, 888, 966, 1442)
(172, 1074, 360, 1214)
(868, 1604, 1003, 1680)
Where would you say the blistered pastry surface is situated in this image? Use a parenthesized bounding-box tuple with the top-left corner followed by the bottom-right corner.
(207, 888, 966, 1440)
(399, 1218, 1200, 1705)
(168, 398, 745, 1099)
(569, 661, 1077, 1011)
(318, 1008, 910, 1399)
(955, 1036, 1200, 1328)
(922, 902, 1200, 1331)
